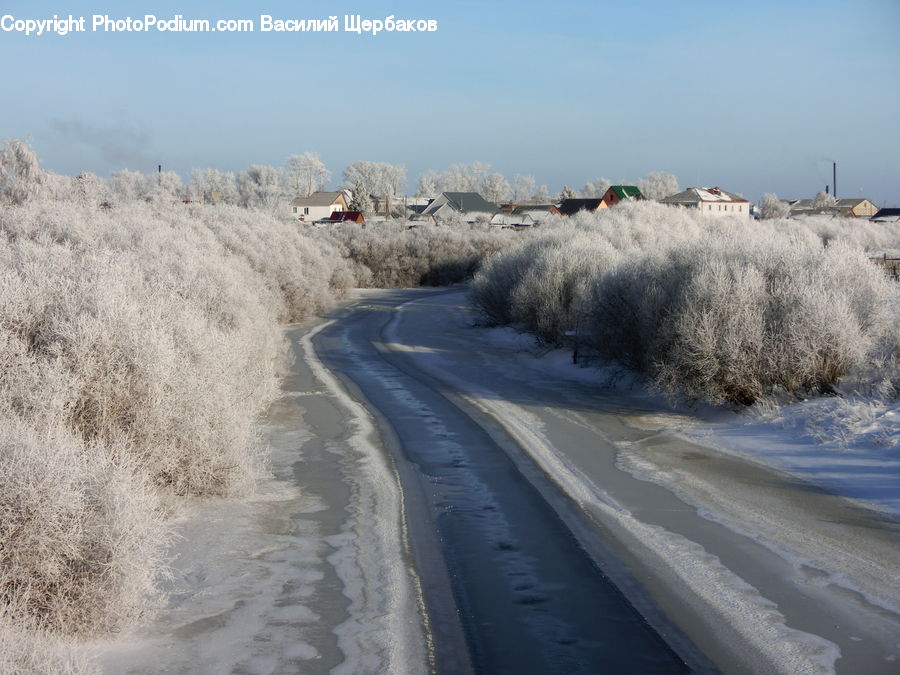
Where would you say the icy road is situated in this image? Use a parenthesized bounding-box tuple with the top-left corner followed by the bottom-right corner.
(97, 288, 900, 674)
(313, 288, 900, 675)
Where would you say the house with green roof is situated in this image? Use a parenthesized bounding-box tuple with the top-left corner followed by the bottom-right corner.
(601, 185, 644, 208)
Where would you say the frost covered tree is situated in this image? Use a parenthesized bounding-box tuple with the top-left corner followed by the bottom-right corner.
(145, 171, 183, 203)
(559, 185, 578, 201)
(416, 170, 440, 198)
(638, 172, 679, 200)
(439, 163, 476, 192)
(582, 177, 611, 198)
(109, 169, 149, 202)
(512, 174, 537, 201)
(189, 168, 238, 204)
(74, 171, 109, 206)
(534, 184, 551, 202)
(421, 162, 495, 194)
(344, 161, 406, 197)
(0, 139, 44, 205)
(343, 161, 406, 216)
(285, 152, 330, 197)
(812, 190, 837, 208)
(350, 190, 374, 215)
(759, 193, 790, 220)
(237, 164, 283, 208)
(481, 172, 511, 203)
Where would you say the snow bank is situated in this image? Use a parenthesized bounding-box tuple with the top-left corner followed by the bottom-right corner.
(300, 322, 428, 674)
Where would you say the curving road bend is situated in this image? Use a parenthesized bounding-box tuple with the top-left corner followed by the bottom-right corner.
(312, 288, 900, 675)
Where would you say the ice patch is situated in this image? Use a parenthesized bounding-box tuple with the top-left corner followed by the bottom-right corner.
(301, 320, 429, 674)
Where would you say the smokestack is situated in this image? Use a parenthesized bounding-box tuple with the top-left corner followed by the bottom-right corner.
(833, 162, 837, 200)
(825, 185, 829, 195)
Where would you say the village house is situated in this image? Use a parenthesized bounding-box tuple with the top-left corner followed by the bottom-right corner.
(490, 212, 536, 228)
(557, 198, 605, 216)
(291, 191, 349, 222)
(499, 203, 560, 224)
(788, 198, 879, 219)
(871, 207, 900, 223)
(660, 187, 750, 216)
(601, 185, 644, 207)
(420, 192, 499, 222)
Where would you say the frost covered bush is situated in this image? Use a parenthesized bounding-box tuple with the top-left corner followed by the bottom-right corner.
(0, 140, 44, 206)
(471, 228, 619, 342)
(0, 612, 98, 674)
(0, 207, 282, 496)
(472, 202, 900, 405)
(323, 221, 517, 288)
(0, 421, 166, 636)
(0, 142, 356, 660)
(192, 204, 353, 321)
(585, 238, 894, 404)
(797, 215, 900, 256)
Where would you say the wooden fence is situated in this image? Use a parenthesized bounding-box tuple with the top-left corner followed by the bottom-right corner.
(870, 255, 900, 281)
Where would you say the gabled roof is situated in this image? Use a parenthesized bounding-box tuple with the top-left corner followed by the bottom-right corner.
(291, 191, 344, 207)
(873, 207, 900, 218)
(442, 192, 499, 213)
(424, 192, 499, 215)
(329, 210, 365, 222)
(608, 185, 644, 200)
(836, 198, 873, 207)
(660, 187, 748, 204)
(789, 198, 873, 218)
(557, 198, 604, 215)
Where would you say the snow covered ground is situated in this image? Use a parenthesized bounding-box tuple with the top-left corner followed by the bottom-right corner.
(478, 325, 900, 520)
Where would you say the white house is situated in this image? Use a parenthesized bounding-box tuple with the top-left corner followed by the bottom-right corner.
(291, 191, 349, 222)
(660, 187, 750, 216)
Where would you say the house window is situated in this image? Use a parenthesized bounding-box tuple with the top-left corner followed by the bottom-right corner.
(293, 206, 297, 213)
(304, 207, 309, 215)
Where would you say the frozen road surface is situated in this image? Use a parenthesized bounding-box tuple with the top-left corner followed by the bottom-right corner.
(316, 288, 900, 675)
(96, 288, 900, 674)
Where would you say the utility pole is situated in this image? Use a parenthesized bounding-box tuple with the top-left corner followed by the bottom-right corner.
(833, 162, 837, 200)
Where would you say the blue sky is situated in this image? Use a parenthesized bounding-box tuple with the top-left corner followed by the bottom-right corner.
(1, 0, 898, 202)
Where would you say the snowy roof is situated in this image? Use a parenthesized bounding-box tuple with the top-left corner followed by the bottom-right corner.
(660, 187, 748, 204)
(291, 191, 345, 207)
